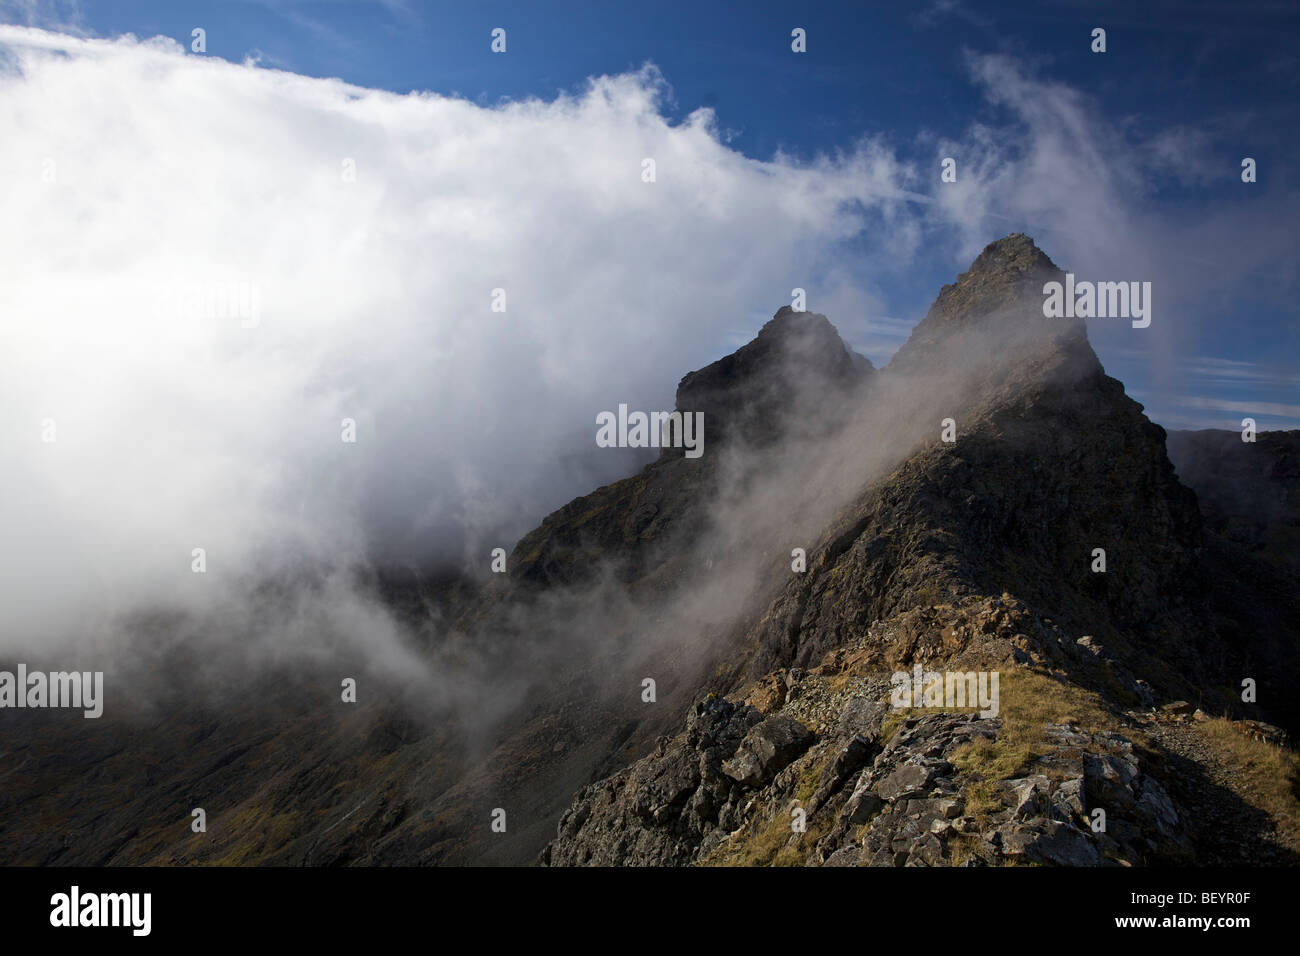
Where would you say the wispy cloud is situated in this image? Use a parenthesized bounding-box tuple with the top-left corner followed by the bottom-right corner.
(0, 0, 83, 32)
(1182, 396, 1300, 420)
(1112, 349, 1300, 388)
(913, 0, 992, 30)
(1181, 357, 1300, 388)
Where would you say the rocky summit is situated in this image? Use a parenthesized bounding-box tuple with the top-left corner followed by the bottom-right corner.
(2, 234, 1296, 868)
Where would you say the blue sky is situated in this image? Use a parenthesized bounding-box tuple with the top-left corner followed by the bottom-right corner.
(3, 0, 1297, 436)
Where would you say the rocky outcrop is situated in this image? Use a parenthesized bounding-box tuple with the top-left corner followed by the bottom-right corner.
(721, 715, 815, 787)
(544, 671, 1190, 867)
(741, 236, 1212, 711)
(674, 308, 870, 450)
(508, 307, 871, 590)
(837, 714, 1184, 867)
(541, 696, 767, 866)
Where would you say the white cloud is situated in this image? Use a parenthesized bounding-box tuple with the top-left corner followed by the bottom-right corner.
(0, 26, 918, 652)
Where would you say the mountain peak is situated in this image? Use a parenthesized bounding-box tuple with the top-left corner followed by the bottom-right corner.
(888, 233, 1085, 372)
(968, 232, 1056, 274)
(673, 307, 869, 447)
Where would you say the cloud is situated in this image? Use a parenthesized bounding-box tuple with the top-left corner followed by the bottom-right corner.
(0, 0, 83, 32)
(1136, 125, 1223, 187)
(923, 53, 1300, 429)
(1114, 350, 1300, 430)
(0, 26, 923, 653)
(927, 53, 1300, 294)
(913, 0, 992, 30)
(1182, 396, 1300, 421)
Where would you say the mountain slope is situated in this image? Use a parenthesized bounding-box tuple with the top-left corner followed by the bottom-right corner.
(542, 235, 1300, 867)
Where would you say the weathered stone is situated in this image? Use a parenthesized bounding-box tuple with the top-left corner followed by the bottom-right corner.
(1136, 778, 1179, 840)
(1084, 752, 1139, 812)
(838, 697, 887, 740)
(1050, 776, 1086, 822)
(808, 733, 878, 815)
(823, 845, 861, 867)
(906, 833, 947, 866)
(721, 715, 815, 788)
(1022, 821, 1102, 866)
(876, 762, 940, 803)
(1003, 775, 1051, 821)
(1231, 720, 1289, 747)
(905, 796, 963, 820)
(844, 781, 885, 824)
(748, 673, 787, 715)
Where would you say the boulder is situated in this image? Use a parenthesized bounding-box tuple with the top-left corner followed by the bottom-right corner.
(721, 715, 815, 788)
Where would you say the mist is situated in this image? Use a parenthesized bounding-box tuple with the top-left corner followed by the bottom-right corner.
(0, 27, 911, 658)
(1, 22, 1291, 690)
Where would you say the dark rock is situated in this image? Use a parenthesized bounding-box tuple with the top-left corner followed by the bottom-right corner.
(823, 845, 862, 867)
(875, 762, 940, 803)
(721, 715, 815, 788)
(837, 697, 887, 740)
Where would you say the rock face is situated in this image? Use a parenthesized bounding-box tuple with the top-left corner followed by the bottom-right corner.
(888, 232, 1087, 373)
(848, 715, 1184, 867)
(674, 307, 869, 450)
(1166, 429, 1300, 731)
(508, 306, 871, 591)
(721, 715, 815, 787)
(743, 235, 1207, 703)
(542, 696, 766, 867)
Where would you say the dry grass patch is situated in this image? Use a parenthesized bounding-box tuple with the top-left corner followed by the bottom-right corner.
(1198, 718, 1300, 846)
(948, 667, 1123, 827)
(704, 758, 831, 867)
